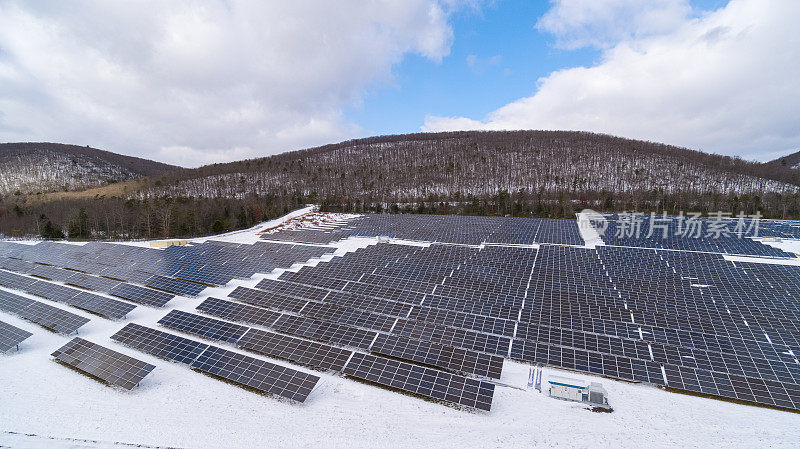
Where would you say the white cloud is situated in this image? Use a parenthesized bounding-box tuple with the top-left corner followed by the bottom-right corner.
(0, 0, 468, 166)
(424, 0, 800, 160)
(536, 0, 692, 50)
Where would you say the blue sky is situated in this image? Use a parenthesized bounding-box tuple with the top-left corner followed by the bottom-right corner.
(348, 0, 729, 137)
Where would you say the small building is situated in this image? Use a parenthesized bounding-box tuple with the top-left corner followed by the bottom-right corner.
(149, 239, 189, 248)
(548, 376, 609, 406)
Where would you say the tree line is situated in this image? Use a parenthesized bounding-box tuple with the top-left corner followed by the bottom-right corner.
(0, 194, 306, 240)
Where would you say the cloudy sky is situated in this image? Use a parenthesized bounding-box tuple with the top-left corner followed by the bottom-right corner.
(0, 0, 797, 166)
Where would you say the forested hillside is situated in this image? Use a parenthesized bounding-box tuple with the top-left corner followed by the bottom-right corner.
(768, 150, 800, 171)
(2, 131, 799, 240)
(0, 142, 179, 195)
(145, 131, 800, 216)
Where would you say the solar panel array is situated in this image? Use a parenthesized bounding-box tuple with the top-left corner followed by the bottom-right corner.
(0, 239, 332, 294)
(111, 323, 319, 402)
(264, 214, 583, 246)
(248, 233, 800, 412)
(0, 269, 134, 319)
(756, 219, 800, 239)
(343, 352, 494, 411)
(0, 289, 89, 333)
(112, 322, 210, 364)
(0, 320, 32, 352)
(594, 214, 795, 258)
(4, 212, 800, 412)
(51, 337, 155, 390)
(157, 307, 498, 409)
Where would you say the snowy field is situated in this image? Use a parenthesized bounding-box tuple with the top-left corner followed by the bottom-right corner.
(2, 209, 800, 448)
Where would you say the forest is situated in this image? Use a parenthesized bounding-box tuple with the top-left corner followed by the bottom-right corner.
(1, 131, 798, 239)
(0, 194, 305, 239)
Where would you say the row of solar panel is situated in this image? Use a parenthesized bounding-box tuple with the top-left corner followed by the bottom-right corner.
(52, 337, 155, 390)
(1, 258, 174, 309)
(0, 269, 135, 319)
(263, 213, 584, 246)
(0, 289, 89, 334)
(111, 323, 319, 402)
(0, 239, 331, 290)
(197, 297, 504, 380)
(157, 308, 496, 410)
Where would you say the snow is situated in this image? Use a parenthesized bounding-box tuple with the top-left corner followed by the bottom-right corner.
(3, 210, 800, 448)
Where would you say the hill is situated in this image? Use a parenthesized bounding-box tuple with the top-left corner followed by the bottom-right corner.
(3, 131, 800, 239)
(0, 142, 180, 195)
(767, 150, 800, 173)
(148, 131, 800, 214)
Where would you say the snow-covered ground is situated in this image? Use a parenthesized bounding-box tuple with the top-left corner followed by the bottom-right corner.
(3, 211, 800, 449)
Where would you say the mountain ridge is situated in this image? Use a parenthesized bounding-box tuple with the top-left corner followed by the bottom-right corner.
(0, 142, 180, 195)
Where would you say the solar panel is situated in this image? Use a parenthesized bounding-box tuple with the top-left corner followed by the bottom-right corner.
(68, 291, 137, 320)
(342, 352, 495, 410)
(112, 323, 320, 402)
(110, 283, 174, 307)
(228, 286, 308, 313)
(157, 309, 249, 343)
(0, 290, 89, 334)
(111, 323, 210, 365)
(51, 337, 155, 390)
(271, 314, 378, 350)
(300, 302, 397, 333)
(0, 269, 38, 290)
(370, 333, 504, 380)
(65, 272, 123, 293)
(0, 257, 35, 274)
(237, 328, 353, 371)
(190, 346, 319, 402)
(145, 275, 206, 297)
(196, 297, 282, 328)
(0, 320, 33, 352)
(392, 319, 511, 357)
(30, 264, 73, 282)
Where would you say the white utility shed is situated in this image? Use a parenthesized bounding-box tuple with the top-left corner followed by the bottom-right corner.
(548, 376, 609, 406)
